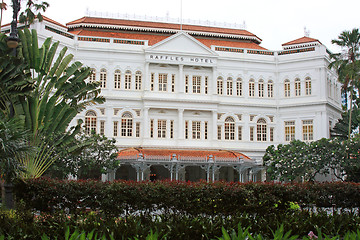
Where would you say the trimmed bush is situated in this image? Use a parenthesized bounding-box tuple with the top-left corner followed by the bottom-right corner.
(14, 179, 360, 216)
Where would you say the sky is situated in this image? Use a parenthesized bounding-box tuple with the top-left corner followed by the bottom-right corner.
(2, 0, 360, 52)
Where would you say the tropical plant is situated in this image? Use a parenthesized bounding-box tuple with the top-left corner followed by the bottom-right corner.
(263, 138, 360, 182)
(330, 28, 360, 139)
(331, 103, 360, 139)
(0, 115, 30, 183)
(0, 28, 105, 179)
(0, 0, 49, 31)
(47, 133, 119, 179)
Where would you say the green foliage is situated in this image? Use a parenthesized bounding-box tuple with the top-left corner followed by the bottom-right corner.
(0, 28, 105, 180)
(331, 103, 360, 139)
(0, 116, 31, 182)
(263, 138, 360, 182)
(46, 133, 119, 179)
(14, 179, 360, 218)
(0, 208, 359, 239)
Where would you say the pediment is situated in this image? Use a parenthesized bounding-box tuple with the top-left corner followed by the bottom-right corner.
(146, 31, 217, 56)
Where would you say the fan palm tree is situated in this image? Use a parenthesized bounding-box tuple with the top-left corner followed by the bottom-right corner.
(330, 28, 360, 139)
(0, 28, 105, 179)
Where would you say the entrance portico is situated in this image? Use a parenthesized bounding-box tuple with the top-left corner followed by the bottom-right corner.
(115, 148, 263, 182)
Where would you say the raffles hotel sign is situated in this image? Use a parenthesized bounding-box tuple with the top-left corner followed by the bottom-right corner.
(146, 54, 217, 66)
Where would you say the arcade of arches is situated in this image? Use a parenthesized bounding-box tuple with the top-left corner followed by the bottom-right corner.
(112, 148, 264, 182)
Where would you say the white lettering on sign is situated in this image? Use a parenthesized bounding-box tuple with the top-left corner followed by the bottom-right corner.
(148, 55, 214, 64)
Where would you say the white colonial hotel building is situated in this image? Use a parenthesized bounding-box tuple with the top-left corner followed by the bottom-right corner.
(2, 15, 342, 182)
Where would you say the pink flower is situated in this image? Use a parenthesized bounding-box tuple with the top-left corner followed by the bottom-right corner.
(308, 231, 318, 239)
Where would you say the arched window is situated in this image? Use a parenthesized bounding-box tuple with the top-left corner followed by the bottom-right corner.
(257, 118, 267, 141)
(89, 68, 96, 82)
(217, 77, 223, 95)
(236, 78, 243, 96)
(224, 117, 235, 140)
(135, 71, 142, 90)
(85, 110, 97, 134)
(226, 77, 233, 95)
(121, 112, 133, 137)
(114, 70, 121, 89)
(100, 68, 107, 88)
(258, 79, 264, 98)
(295, 78, 301, 96)
(305, 77, 312, 95)
(284, 79, 290, 97)
(267, 80, 273, 98)
(249, 79, 255, 97)
(125, 70, 131, 90)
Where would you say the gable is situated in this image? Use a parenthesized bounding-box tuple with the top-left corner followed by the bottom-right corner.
(146, 31, 217, 56)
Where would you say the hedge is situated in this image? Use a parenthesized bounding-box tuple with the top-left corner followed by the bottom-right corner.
(14, 178, 360, 217)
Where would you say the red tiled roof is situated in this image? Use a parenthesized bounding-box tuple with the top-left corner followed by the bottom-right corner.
(282, 36, 321, 46)
(42, 16, 67, 28)
(1, 15, 66, 29)
(69, 29, 267, 49)
(66, 17, 261, 42)
(118, 148, 250, 160)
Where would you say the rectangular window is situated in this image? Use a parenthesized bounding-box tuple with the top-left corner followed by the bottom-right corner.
(258, 82, 264, 98)
(268, 82, 273, 98)
(205, 76, 208, 94)
(89, 69, 96, 82)
(270, 127, 274, 142)
(227, 80, 233, 95)
(225, 122, 235, 140)
(113, 121, 118, 137)
(285, 121, 295, 141)
(159, 74, 168, 92)
(170, 120, 174, 139)
(150, 119, 154, 138)
(302, 120, 313, 141)
(125, 73, 131, 90)
(135, 73, 141, 90)
(217, 125, 222, 140)
(238, 126, 242, 141)
(284, 81, 290, 97)
(151, 73, 154, 91)
(295, 80, 301, 96)
(306, 80, 312, 95)
(158, 120, 166, 138)
(204, 121, 208, 140)
(250, 127, 254, 141)
(237, 80, 242, 96)
(185, 75, 189, 93)
(249, 82, 255, 97)
(171, 74, 175, 93)
(217, 79, 223, 95)
(136, 122, 140, 138)
(185, 121, 189, 139)
(100, 120, 105, 135)
(192, 121, 201, 139)
(192, 76, 201, 94)
(114, 71, 121, 89)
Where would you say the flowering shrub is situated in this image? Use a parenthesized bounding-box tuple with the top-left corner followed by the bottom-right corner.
(14, 178, 360, 217)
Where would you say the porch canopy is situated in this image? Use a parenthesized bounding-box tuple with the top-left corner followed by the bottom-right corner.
(117, 148, 263, 182)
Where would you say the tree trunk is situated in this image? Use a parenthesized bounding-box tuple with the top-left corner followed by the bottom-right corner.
(348, 91, 353, 139)
(4, 181, 14, 209)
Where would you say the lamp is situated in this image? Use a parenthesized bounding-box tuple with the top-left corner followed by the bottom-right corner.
(6, 0, 20, 51)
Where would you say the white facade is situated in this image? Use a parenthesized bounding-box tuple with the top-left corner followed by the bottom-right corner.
(2, 17, 342, 180)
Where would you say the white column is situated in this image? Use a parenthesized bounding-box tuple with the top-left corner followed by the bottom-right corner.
(212, 111, 217, 140)
(166, 119, 171, 139)
(143, 107, 149, 138)
(154, 118, 158, 139)
(178, 109, 184, 139)
(211, 67, 217, 95)
(144, 62, 150, 91)
(178, 65, 184, 93)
